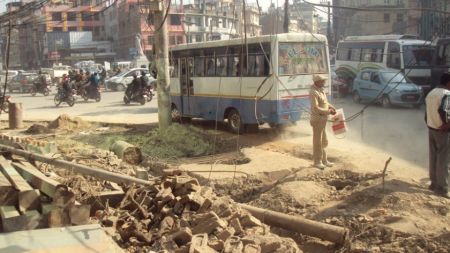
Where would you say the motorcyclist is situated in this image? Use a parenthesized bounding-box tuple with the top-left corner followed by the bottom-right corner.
(36, 70, 47, 91)
(126, 72, 141, 99)
(140, 70, 149, 90)
(60, 74, 72, 98)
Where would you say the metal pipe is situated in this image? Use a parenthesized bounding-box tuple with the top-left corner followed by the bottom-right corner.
(238, 203, 348, 245)
(0, 144, 154, 186)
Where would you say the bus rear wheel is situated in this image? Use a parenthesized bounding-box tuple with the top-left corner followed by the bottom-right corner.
(227, 109, 244, 134)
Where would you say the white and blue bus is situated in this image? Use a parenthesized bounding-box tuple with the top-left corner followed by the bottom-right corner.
(335, 35, 434, 93)
(169, 33, 330, 133)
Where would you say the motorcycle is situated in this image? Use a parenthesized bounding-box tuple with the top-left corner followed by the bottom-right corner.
(124, 88, 147, 105)
(81, 86, 101, 102)
(0, 95, 11, 113)
(145, 85, 154, 102)
(30, 82, 50, 96)
(54, 87, 76, 107)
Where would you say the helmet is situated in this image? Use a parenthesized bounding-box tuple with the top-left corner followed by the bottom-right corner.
(86, 71, 90, 75)
(141, 70, 146, 76)
(132, 72, 138, 78)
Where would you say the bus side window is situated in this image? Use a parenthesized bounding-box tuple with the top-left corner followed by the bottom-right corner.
(337, 48, 350, 61)
(350, 48, 361, 61)
(216, 56, 227, 76)
(387, 42, 401, 69)
(438, 45, 450, 66)
(194, 57, 204, 77)
(170, 58, 179, 78)
(229, 56, 240, 76)
(205, 57, 215, 76)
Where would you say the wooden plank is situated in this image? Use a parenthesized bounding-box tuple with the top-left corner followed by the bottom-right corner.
(12, 161, 63, 198)
(0, 206, 40, 232)
(0, 156, 40, 212)
(0, 170, 18, 206)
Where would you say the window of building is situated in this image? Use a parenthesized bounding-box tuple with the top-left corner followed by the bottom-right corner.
(81, 0, 91, 6)
(194, 57, 204, 76)
(169, 36, 176, 45)
(68, 26, 77, 31)
(222, 18, 226, 28)
(384, 13, 390, 23)
(93, 13, 100, 21)
(52, 12, 62, 21)
(82, 12, 92, 21)
(170, 15, 181, 25)
(177, 36, 183, 44)
(83, 26, 93, 31)
(205, 17, 209, 26)
(53, 27, 63, 32)
(195, 35, 202, 42)
(396, 14, 403, 22)
(148, 36, 154, 45)
(67, 12, 76, 21)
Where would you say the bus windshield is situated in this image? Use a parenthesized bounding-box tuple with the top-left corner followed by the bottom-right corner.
(278, 42, 327, 75)
(402, 45, 433, 67)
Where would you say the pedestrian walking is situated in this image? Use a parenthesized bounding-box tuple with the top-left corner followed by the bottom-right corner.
(425, 72, 450, 199)
(309, 74, 336, 169)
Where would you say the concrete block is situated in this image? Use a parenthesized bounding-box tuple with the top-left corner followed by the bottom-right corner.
(47, 208, 70, 227)
(0, 206, 40, 232)
(69, 204, 91, 225)
(134, 168, 149, 180)
(224, 236, 244, 253)
(243, 244, 261, 253)
(217, 227, 235, 242)
(208, 240, 225, 252)
(159, 216, 175, 235)
(189, 233, 217, 253)
(240, 214, 262, 228)
(230, 218, 244, 235)
(0, 170, 18, 206)
(170, 227, 193, 246)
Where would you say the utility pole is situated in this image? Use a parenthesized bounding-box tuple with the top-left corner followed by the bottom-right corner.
(283, 0, 289, 33)
(152, 0, 171, 129)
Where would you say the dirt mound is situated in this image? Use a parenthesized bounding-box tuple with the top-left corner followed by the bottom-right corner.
(25, 124, 52, 134)
(48, 114, 90, 130)
(132, 123, 226, 158)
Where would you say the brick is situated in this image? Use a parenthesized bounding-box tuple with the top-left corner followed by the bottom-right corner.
(192, 212, 227, 234)
(240, 214, 262, 228)
(189, 233, 217, 253)
(224, 236, 244, 253)
(134, 168, 149, 180)
(173, 176, 199, 190)
(159, 216, 175, 235)
(197, 197, 213, 213)
(189, 194, 205, 211)
(170, 227, 193, 246)
(208, 240, 225, 252)
(175, 246, 190, 253)
(69, 204, 91, 225)
(217, 227, 235, 242)
(230, 218, 244, 235)
(156, 187, 173, 201)
(243, 244, 261, 253)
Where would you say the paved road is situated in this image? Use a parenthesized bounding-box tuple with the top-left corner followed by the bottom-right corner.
(0, 91, 427, 168)
(0, 89, 159, 124)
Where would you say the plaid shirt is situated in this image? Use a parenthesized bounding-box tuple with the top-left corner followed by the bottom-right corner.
(309, 85, 330, 121)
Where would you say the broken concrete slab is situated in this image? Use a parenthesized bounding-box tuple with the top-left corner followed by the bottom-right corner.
(69, 204, 91, 225)
(0, 223, 125, 253)
(189, 233, 217, 253)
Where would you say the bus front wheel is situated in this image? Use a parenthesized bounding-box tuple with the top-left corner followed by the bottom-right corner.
(227, 109, 244, 134)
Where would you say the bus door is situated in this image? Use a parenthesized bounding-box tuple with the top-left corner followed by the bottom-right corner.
(180, 58, 194, 115)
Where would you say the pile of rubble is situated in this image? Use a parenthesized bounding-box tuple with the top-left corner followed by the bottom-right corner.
(98, 171, 301, 253)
